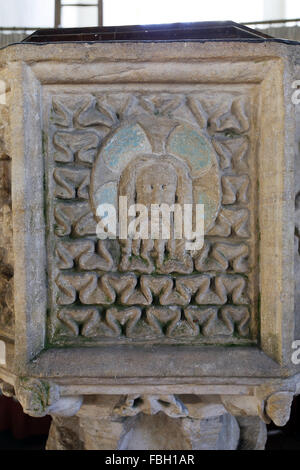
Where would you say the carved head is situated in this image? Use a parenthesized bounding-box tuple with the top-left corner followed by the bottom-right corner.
(119, 154, 192, 209)
(136, 161, 178, 207)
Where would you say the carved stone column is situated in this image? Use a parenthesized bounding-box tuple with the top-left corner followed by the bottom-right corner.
(46, 395, 241, 450)
(0, 22, 300, 450)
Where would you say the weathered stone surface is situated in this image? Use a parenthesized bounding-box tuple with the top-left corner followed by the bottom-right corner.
(48, 90, 252, 345)
(0, 377, 14, 397)
(265, 392, 294, 427)
(15, 377, 83, 418)
(294, 105, 300, 342)
(46, 416, 84, 451)
(47, 394, 240, 450)
(0, 40, 294, 371)
(0, 33, 299, 450)
(122, 413, 240, 451)
(47, 412, 241, 451)
(114, 394, 188, 418)
(237, 416, 267, 450)
(0, 101, 13, 339)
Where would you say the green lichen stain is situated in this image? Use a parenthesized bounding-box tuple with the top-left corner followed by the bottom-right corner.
(167, 125, 212, 172)
(102, 123, 151, 172)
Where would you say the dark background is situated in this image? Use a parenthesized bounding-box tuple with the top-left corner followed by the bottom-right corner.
(0, 394, 299, 450)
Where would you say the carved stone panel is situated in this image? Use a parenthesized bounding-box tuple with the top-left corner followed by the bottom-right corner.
(0, 42, 293, 382)
(43, 88, 257, 347)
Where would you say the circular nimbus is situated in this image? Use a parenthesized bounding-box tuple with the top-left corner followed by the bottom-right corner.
(90, 116, 221, 234)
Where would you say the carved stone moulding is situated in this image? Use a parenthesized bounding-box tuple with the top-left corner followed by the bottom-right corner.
(0, 40, 299, 426)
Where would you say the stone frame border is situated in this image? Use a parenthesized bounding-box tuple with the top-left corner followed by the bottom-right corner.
(5, 42, 295, 383)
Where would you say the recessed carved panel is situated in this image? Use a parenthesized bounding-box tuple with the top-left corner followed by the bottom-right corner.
(44, 89, 257, 346)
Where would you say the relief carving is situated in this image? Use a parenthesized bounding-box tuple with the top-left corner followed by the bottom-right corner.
(15, 378, 83, 418)
(114, 394, 188, 418)
(118, 154, 194, 275)
(53, 130, 100, 164)
(54, 202, 97, 237)
(187, 95, 249, 133)
(56, 240, 113, 271)
(54, 168, 90, 200)
(45, 91, 255, 345)
(221, 175, 249, 205)
(207, 208, 250, 238)
(57, 308, 101, 337)
(55, 273, 248, 308)
(194, 241, 249, 273)
(212, 137, 249, 172)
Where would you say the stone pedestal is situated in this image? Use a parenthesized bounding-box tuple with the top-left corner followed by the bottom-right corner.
(0, 22, 300, 450)
(45, 395, 242, 450)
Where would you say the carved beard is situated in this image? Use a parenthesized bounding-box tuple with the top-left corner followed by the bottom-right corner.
(130, 211, 177, 267)
(118, 154, 193, 274)
(133, 165, 177, 265)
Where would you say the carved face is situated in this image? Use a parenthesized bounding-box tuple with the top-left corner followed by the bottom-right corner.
(136, 161, 177, 207)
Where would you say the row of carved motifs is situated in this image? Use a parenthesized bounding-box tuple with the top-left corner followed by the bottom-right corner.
(0, 87, 13, 337)
(49, 92, 252, 341)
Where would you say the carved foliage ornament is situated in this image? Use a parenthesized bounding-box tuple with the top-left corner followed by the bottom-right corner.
(15, 377, 83, 418)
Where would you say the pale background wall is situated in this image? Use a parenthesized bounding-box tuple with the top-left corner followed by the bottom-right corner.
(0, 0, 54, 28)
(0, 0, 299, 29)
(0, 1, 300, 62)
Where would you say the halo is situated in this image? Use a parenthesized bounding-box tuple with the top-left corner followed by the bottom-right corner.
(90, 118, 221, 234)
